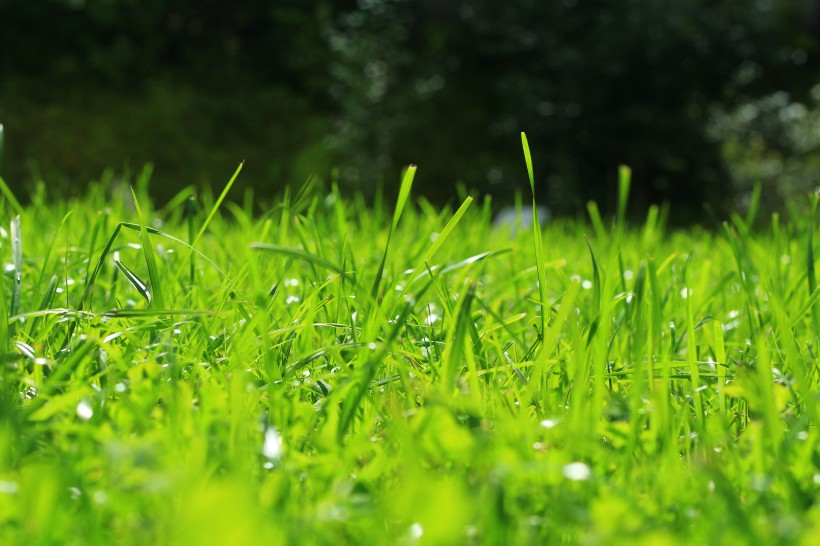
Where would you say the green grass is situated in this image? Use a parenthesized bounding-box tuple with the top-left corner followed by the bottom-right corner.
(1, 146, 820, 545)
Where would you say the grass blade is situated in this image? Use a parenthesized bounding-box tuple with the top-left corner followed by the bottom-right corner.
(10, 215, 22, 322)
(617, 165, 631, 227)
(371, 165, 416, 303)
(808, 193, 820, 333)
(399, 196, 474, 299)
(114, 258, 152, 303)
(192, 161, 243, 248)
(130, 187, 165, 308)
(251, 244, 348, 278)
(521, 132, 549, 356)
(169, 161, 244, 290)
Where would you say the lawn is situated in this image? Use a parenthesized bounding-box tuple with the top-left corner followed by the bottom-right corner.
(0, 136, 819, 545)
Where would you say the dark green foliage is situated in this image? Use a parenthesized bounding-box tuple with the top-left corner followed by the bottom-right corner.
(325, 0, 818, 218)
(0, 0, 818, 220)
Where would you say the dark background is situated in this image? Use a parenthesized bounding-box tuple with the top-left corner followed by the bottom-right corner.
(1, 0, 819, 221)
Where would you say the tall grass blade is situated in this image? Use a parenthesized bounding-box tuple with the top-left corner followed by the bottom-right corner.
(130, 188, 165, 309)
(170, 161, 244, 288)
(187, 195, 196, 294)
(744, 182, 762, 229)
(617, 165, 631, 226)
(9, 215, 22, 323)
(192, 161, 244, 249)
(440, 280, 477, 391)
(808, 193, 820, 333)
(397, 196, 473, 300)
(584, 238, 602, 346)
(521, 133, 549, 354)
(371, 165, 416, 303)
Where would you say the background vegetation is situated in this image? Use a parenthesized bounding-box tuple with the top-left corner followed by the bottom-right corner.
(1, 0, 819, 218)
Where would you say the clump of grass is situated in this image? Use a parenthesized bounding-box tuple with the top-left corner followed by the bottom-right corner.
(0, 148, 818, 545)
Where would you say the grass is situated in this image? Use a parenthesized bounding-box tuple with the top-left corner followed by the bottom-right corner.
(1, 138, 820, 545)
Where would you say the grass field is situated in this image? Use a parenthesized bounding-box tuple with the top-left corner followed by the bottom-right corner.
(1, 136, 819, 545)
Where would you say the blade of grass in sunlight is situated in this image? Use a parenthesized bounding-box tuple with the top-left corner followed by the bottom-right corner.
(187, 194, 196, 295)
(113, 258, 152, 303)
(7, 215, 23, 337)
(396, 196, 474, 306)
(807, 192, 820, 332)
(684, 252, 705, 430)
(80, 222, 236, 310)
(168, 161, 244, 290)
(130, 187, 165, 309)
(617, 165, 631, 228)
(371, 164, 416, 304)
(9, 216, 22, 339)
(251, 244, 349, 278)
(521, 132, 551, 404)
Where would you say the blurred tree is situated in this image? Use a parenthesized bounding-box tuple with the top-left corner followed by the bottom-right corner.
(0, 0, 345, 203)
(0, 0, 817, 219)
(324, 0, 819, 219)
(0, 0, 340, 94)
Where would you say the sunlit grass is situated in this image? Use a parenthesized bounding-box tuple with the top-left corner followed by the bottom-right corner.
(1, 143, 819, 545)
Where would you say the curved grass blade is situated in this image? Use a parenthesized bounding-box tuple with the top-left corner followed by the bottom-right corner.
(251, 244, 349, 278)
(80, 222, 238, 311)
(130, 187, 164, 308)
(8, 308, 86, 324)
(408, 249, 512, 281)
(9, 216, 22, 334)
(113, 258, 151, 303)
(100, 308, 219, 318)
(521, 132, 549, 353)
